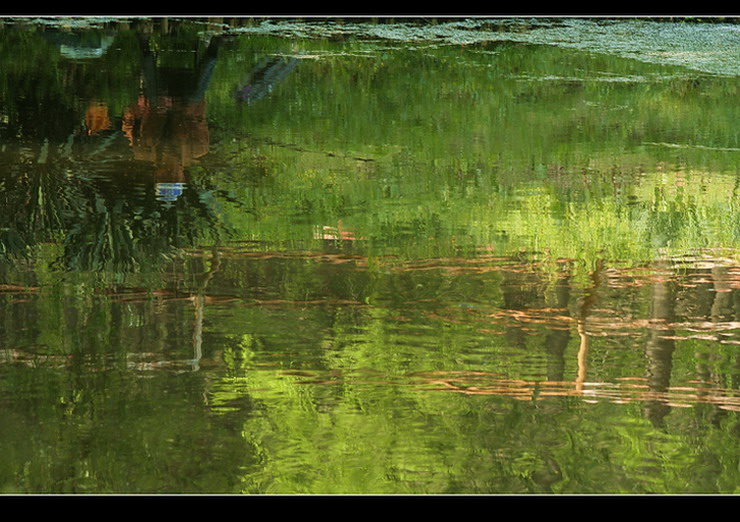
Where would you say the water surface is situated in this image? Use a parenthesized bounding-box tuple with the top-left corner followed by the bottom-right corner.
(0, 17, 738, 494)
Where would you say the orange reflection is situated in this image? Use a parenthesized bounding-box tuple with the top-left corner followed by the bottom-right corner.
(315, 220, 364, 241)
(85, 101, 111, 135)
(122, 94, 209, 184)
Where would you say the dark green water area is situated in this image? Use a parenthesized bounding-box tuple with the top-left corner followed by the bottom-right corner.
(0, 16, 738, 494)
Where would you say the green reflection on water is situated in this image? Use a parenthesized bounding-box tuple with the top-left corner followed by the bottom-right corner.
(0, 17, 738, 494)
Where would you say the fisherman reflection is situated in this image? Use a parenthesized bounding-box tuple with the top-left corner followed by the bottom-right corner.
(121, 34, 223, 203)
(121, 35, 299, 202)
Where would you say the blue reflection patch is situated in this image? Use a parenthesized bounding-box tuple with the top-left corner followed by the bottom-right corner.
(156, 182, 186, 202)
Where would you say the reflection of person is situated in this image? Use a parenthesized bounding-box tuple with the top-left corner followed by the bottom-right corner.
(122, 94, 209, 200)
(121, 34, 224, 201)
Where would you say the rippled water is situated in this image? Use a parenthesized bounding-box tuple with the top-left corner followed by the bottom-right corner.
(0, 16, 738, 494)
